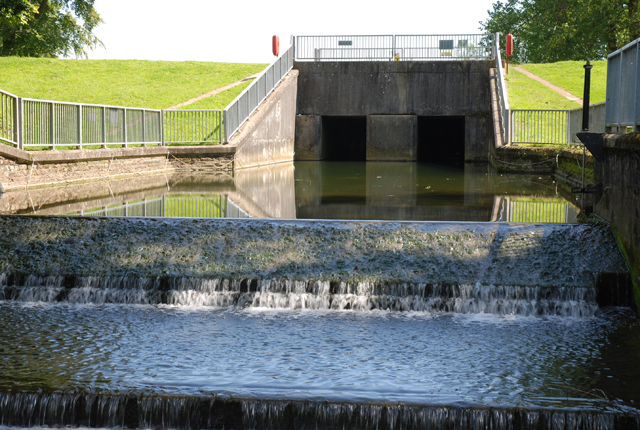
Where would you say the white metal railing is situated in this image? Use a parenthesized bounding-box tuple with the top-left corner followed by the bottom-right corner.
(294, 34, 495, 62)
(0, 89, 20, 147)
(510, 103, 607, 145)
(17, 98, 162, 149)
(163, 110, 223, 145)
(223, 44, 294, 142)
(606, 37, 640, 132)
(494, 34, 510, 144)
(510, 109, 570, 144)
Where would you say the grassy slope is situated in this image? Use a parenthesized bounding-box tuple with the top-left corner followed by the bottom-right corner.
(506, 68, 582, 110)
(0, 58, 266, 109)
(178, 81, 252, 110)
(520, 60, 607, 105)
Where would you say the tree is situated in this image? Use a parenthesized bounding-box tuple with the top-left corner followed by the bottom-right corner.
(0, 0, 103, 58)
(480, 0, 640, 63)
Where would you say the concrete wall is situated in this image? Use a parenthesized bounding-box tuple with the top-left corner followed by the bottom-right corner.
(594, 133, 640, 309)
(231, 70, 298, 169)
(0, 145, 234, 191)
(294, 61, 494, 162)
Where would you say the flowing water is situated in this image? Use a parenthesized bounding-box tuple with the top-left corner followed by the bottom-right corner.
(0, 162, 638, 429)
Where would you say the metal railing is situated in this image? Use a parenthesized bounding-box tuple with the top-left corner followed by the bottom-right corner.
(163, 110, 223, 145)
(15, 98, 162, 149)
(510, 109, 570, 144)
(606, 37, 640, 132)
(494, 34, 510, 144)
(510, 103, 607, 145)
(0, 89, 20, 147)
(223, 44, 294, 142)
(294, 34, 495, 62)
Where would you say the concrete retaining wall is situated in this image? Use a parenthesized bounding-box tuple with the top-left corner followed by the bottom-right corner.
(230, 70, 298, 169)
(294, 61, 494, 162)
(0, 70, 299, 190)
(0, 145, 235, 191)
(594, 133, 640, 308)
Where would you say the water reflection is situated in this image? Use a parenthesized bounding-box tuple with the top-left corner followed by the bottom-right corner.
(0, 162, 578, 223)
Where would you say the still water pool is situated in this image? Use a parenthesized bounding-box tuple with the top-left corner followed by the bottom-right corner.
(0, 161, 579, 223)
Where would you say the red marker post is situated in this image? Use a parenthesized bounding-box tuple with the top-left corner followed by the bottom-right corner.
(272, 35, 280, 57)
(506, 33, 513, 74)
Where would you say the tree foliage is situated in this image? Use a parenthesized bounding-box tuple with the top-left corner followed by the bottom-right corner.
(480, 0, 640, 63)
(0, 0, 102, 58)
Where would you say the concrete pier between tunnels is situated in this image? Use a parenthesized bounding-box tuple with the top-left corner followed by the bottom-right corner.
(294, 60, 492, 162)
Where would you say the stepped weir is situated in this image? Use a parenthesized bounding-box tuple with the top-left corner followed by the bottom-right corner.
(0, 215, 639, 429)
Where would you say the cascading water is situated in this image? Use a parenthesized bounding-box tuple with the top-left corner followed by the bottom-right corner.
(0, 216, 638, 430)
(0, 276, 599, 317)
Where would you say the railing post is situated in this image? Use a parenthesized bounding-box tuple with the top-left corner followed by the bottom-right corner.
(15, 97, 23, 150)
(101, 106, 107, 148)
(141, 109, 146, 147)
(49, 102, 55, 150)
(77, 104, 83, 150)
(223, 109, 228, 144)
(123, 108, 128, 148)
(161, 110, 165, 146)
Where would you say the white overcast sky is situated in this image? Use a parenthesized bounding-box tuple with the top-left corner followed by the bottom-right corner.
(89, 0, 498, 64)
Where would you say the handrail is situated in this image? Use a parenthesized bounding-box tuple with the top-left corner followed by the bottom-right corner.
(606, 36, 640, 132)
(223, 44, 294, 143)
(294, 34, 496, 62)
(493, 33, 510, 145)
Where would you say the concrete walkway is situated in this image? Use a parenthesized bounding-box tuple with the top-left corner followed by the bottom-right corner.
(513, 66, 583, 105)
(166, 72, 261, 110)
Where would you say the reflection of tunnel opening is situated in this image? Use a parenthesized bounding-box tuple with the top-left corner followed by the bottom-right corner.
(322, 116, 366, 161)
(418, 116, 465, 162)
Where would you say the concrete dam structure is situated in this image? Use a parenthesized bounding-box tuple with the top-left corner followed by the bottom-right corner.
(294, 61, 493, 163)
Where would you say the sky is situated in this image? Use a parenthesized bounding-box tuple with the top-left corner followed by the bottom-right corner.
(89, 0, 498, 64)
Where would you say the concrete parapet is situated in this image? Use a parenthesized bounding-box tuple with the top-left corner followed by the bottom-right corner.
(366, 115, 417, 161)
(295, 61, 492, 117)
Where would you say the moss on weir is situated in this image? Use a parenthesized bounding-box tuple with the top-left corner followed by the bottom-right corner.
(0, 216, 629, 290)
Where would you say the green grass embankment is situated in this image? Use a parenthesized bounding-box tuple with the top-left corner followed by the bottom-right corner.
(519, 60, 607, 105)
(178, 81, 252, 110)
(506, 60, 607, 110)
(0, 57, 266, 109)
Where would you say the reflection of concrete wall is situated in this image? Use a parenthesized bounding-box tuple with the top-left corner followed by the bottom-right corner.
(233, 163, 296, 219)
(0, 172, 236, 215)
(232, 71, 298, 169)
(366, 163, 416, 207)
(464, 163, 491, 207)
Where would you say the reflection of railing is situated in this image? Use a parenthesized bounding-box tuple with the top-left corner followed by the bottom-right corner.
(294, 34, 495, 61)
(73, 195, 250, 219)
(492, 197, 578, 223)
